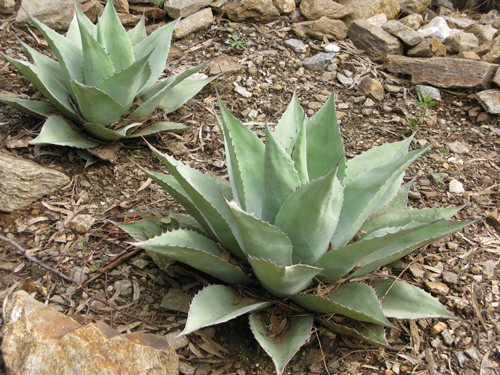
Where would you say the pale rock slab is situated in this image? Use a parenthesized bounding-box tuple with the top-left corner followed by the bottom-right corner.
(442, 15, 477, 29)
(464, 24, 497, 44)
(444, 31, 479, 53)
(291, 17, 348, 41)
(118, 13, 144, 26)
(366, 13, 387, 27)
(476, 89, 500, 114)
(226, 0, 279, 22)
(398, 0, 430, 14)
(337, 0, 400, 21)
(164, 0, 212, 19)
(0, 153, 70, 213)
(417, 16, 453, 41)
(299, 0, 351, 21)
(273, 0, 295, 13)
(2, 291, 179, 375)
(348, 19, 403, 61)
(112, 0, 129, 13)
(481, 36, 500, 63)
(408, 37, 447, 57)
(302, 52, 336, 71)
(285, 39, 308, 53)
(0, 0, 15, 15)
(400, 13, 423, 30)
(382, 19, 423, 46)
(175, 8, 214, 38)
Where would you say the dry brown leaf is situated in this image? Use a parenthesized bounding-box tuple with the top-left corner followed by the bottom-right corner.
(189, 341, 205, 359)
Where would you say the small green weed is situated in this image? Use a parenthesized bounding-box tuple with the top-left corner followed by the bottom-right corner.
(226, 35, 248, 50)
(407, 93, 439, 132)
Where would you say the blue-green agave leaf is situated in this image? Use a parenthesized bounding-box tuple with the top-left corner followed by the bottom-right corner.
(29, 115, 99, 148)
(66, 4, 96, 49)
(134, 229, 251, 285)
(262, 122, 301, 224)
(182, 285, 272, 335)
(331, 145, 431, 249)
(250, 313, 313, 375)
(372, 280, 454, 319)
(75, 149, 99, 168)
(317, 318, 391, 348)
(306, 92, 346, 182)
(273, 92, 305, 151)
(248, 257, 321, 298)
(275, 166, 343, 266)
(96, 0, 134, 71)
(70, 80, 125, 125)
(290, 122, 309, 183)
(19, 40, 63, 82)
(293, 283, 393, 328)
(127, 15, 147, 46)
(0, 97, 54, 119)
(82, 122, 138, 141)
(217, 99, 265, 217)
(369, 180, 411, 219)
(158, 75, 217, 114)
(125, 122, 189, 137)
(226, 200, 293, 266)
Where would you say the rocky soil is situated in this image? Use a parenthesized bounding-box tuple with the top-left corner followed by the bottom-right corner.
(0, 2, 499, 375)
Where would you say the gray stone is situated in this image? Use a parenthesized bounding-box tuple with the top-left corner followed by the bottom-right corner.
(482, 260, 496, 278)
(72, 266, 90, 283)
(464, 347, 480, 362)
(400, 13, 423, 30)
(226, 0, 279, 22)
(175, 8, 214, 38)
(366, 13, 387, 27)
(131, 259, 149, 270)
(299, 0, 351, 21)
(443, 16, 477, 30)
(0, 153, 70, 213)
(338, 73, 353, 86)
(285, 39, 308, 53)
(407, 37, 447, 57)
(465, 24, 497, 44)
(397, 0, 430, 14)
(449, 179, 465, 194)
(481, 36, 500, 64)
(164, 0, 212, 18)
(456, 351, 468, 367)
(161, 288, 191, 313)
(447, 141, 470, 154)
(418, 16, 453, 41)
(415, 85, 441, 101)
(302, 52, 336, 71)
(2, 291, 178, 375)
(444, 32, 479, 53)
(291, 17, 348, 41)
(114, 280, 133, 297)
(234, 86, 253, 98)
(69, 214, 95, 234)
(442, 270, 459, 284)
(476, 89, 500, 114)
(348, 19, 403, 61)
(432, 0, 454, 9)
(441, 329, 454, 346)
(0, 0, 15, 14)
(165, 330, 189, 350)
(382, 20, 423, 46)
(337, 0, 400, 21)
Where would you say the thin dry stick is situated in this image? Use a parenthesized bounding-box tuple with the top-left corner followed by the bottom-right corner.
(314, 328, 331, 375)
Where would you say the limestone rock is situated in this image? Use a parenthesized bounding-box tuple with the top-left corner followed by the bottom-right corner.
(69, 214, 95, 234)
(299, 0, 351, 21)
(348, 19, 403, 61)
(0, 0, 15, 15)
(226, 0, 279, 22)
(444, 31, 479, 53)
(129, 5, 167, 20)
(292, 17, 348, 41)
(417, 16, 453, 42)
(175, 8, 214, 38)
(357, 77, 385, 101)
(479, 9, 500, 29)
(0, 153, 70, 213)
(112, 0, 129, 13)
(457, 51, 481, 60)
(415, 84, 441, 101)
(161, 288, 192, 313)
(476, 89, 500, 114)
(302, 52, 336, 71)
(118, 13, 144, 26)
(164, 0, 212, 19)
(464, 24, 497, 44)
(337, 0, 400, 21)
(285, 39, 308, 53)
(398, 0, 430, 14)
(2, 291, 179, 375)
(400, 13, 423, 30)
(481, 36, 500, 63)
(273, 0, 295, 13)
(442, 15, 476, 30)
(367, 13, 387, 27)
(494, 67, 500, 87)
(385, 55, 498, 89)
(408, 37, 447, 57)
(382, 20, 423, 46)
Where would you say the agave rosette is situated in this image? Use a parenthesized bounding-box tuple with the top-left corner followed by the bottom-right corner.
(122, 92, 471, 375)
(0, 1, 216, 149)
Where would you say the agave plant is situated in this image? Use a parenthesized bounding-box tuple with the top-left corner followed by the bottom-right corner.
(122, 93, 472, 375)
(0, 1, 215, 150)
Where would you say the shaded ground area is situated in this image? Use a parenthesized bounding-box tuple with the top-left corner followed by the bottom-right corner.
(0, 11, 499, 375)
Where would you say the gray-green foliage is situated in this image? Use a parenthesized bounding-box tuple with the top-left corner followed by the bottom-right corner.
(0, 1, 215, 150)
(122, 92, 471, 375)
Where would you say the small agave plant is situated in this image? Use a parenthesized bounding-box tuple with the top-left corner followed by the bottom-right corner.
(0, 1, 215, 150)
(122, 93, 472, 375)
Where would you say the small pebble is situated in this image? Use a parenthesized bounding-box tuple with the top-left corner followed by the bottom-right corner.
(426, 281, 450, 295)
(431, 322, 448, 334)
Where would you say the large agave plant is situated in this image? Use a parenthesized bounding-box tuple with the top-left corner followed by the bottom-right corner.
(0, 1, 215, 149)
(122, 93, 472, 375)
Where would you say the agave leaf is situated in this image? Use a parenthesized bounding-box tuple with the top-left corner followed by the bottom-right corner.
(148, 145, 246, 260)
(306, 92, 346, 182)
(66, 4, 96, 49)
(273, 92, 305, 151)
(134, 229, 251, 285)
(157, 75, 217, 114)
(19, 40, 63, 82)
(226, 200, 293, 266)
(317, 318, 391, 349)
(82, 122, 138, 141)
(248, 257, 321, 298)
(77, 13, 115, 87)
(75, 149, 99, 168)
(127, 15, 147, 46)
(350, 220, 473, 277)
(372, 280, 454, 319)
(29, 115, 100, 148)
(217, 98, 265, 217)
(331, 145, 431, 249)
(70, 80, 125, 125)
(275, 166, 343, 266)
(2, 55, 79, 122)
(125, 122, 189, 138)
(26, 11, 84, 89)
(262, 122, 301, 224)
(293, 283, 393, 327)
(98, 54, 151, 109)
(0, 97, 54, 119)
(315, 224, 426, 282)
(361, 206, 462, 235)
(369, 180, 411, 219)
(134, 19, 179, 97)
(182, 285, 272, 335)
(250, 313, 313, 375)
(290, 122, 309, 183)
(141, 170, 216, 238)
(96, 0, 134, 71)
(120, 218, 167, 241)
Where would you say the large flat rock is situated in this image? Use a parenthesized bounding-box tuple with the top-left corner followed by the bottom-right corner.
(385, 55, 499, 89)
